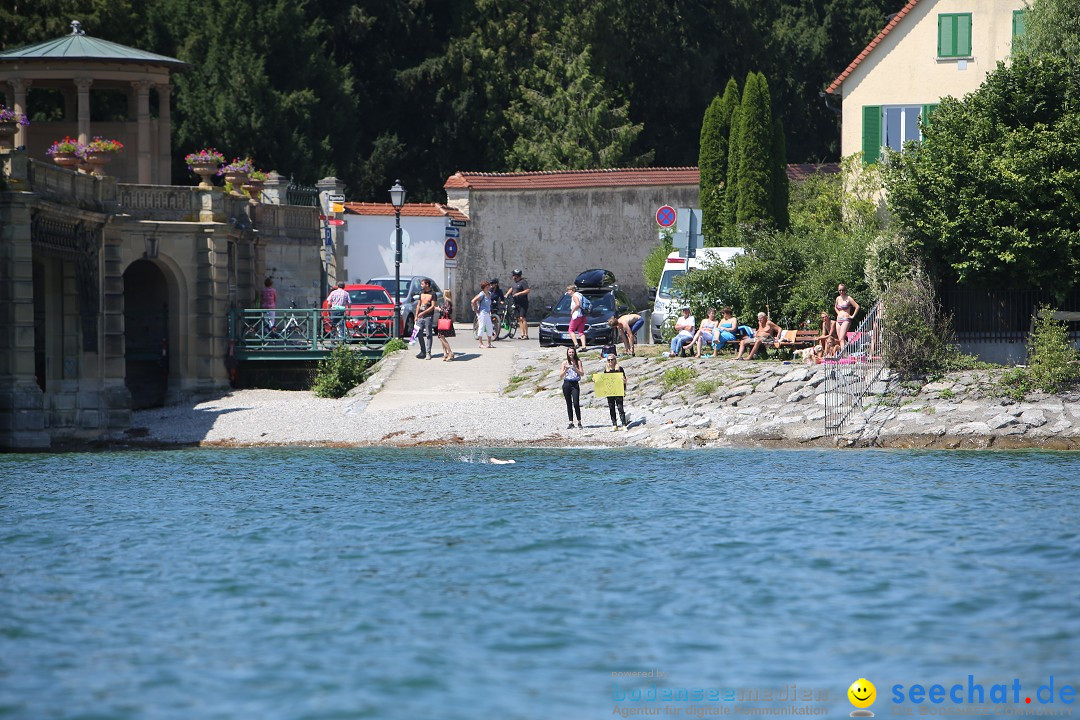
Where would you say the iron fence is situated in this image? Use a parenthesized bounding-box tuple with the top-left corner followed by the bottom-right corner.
(286, 177, 319, 207)
(940, 284, 1080, 341)
(825, 301, 885, 436)
(231, 307, 391, 355)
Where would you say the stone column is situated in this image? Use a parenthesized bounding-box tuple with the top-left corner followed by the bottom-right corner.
(261, 171, 286, 205)
(317, 176, 346, 285)
(132, 80, 152, 184)
(0, 165, 49, 448)
(192, 227, 231, 394)
(74, 77, 93, 146)
(156, 83, 173, 185)
(100, 224, 131, 431)
(7, 78, 30, 148)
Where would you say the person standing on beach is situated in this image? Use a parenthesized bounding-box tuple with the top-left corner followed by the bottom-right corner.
(437, 289, 456, 361)
(325, 281, 350, 339)
(560, 347, 584, 429)
(261, 277, 277, 333)
(414, 278, 436, 359)
(472, 281, 495, 349)
(602, 354, 628, 431)
(507, 269, 530, 339)
(567, 285, 587, 351)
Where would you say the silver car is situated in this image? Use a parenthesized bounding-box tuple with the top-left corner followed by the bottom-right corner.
(366, 276, 442, 336)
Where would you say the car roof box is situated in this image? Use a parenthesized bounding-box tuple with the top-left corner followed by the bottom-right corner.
(574, 268, 616, 288)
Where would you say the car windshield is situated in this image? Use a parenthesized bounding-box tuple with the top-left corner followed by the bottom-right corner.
(369, 279, 411, 296)
(658, 269, 684, 299)
(553, 293, 614, 313)
(348, 289, 391, 305)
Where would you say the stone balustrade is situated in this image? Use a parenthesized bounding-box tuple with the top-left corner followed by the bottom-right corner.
(116, 183, 206, 221)
(25, 157, 115, 209)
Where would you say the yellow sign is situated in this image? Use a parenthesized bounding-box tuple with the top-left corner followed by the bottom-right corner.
(593, 372, 625, 397)
(331, 202, 345, 213)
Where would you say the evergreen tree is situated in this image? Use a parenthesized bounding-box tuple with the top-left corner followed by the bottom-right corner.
(504, 25, 650, 170)
(735, 72, 774, 227)
(724, 104, 743, 242)
(699, 77, 739, 244)
(771, 117, 790, 230)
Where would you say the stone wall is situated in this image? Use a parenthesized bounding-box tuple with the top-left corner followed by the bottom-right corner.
(456, 183, 698, 321)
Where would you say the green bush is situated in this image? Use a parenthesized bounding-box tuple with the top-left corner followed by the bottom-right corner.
(881, 272, 955, 378)
(998, 367, 1031, 402)
(662, 366, 696, 391)
(642, 231, 673, 288)
(312, 345, 372, 398)
(694, 379, 719, 395)
(1026, 307, 1080, 392)
(381, 338, 407, 357)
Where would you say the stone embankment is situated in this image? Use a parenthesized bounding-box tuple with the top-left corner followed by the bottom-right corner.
(504, 349, 1080, 449)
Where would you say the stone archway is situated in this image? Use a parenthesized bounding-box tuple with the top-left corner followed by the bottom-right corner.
(123, 259, 170, 408)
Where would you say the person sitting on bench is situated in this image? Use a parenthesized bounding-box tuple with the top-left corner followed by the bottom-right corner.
(735, 312, 781, 360)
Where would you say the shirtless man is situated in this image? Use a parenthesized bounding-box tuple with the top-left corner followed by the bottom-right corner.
(608, 312, 643, 356)
(735, 312, 781, 360)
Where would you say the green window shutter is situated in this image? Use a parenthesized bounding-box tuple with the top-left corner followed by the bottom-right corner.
(862, 105, 882, 165)
(938, 14, 971, 57)
(938, 15, 955, 57)
(921, 104, 939, 132)
(956, 14, 971, 56)
(1013, 10, 1027, 40)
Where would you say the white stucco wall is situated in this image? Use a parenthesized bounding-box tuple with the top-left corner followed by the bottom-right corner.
(454, 183, 699, 321)
(837, 0, 1025, 158)
(341, 214, 453, 291)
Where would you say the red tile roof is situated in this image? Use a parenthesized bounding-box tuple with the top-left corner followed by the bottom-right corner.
(443, 167, 700, 190)
(444, 164, 840, 190)
(342, 202, 469, 221)
(825, 0, 921, 95)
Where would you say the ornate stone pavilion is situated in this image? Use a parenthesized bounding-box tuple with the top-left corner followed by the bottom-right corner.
(1, 23, 335, 449)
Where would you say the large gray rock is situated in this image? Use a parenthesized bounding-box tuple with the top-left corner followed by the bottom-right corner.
(1020, 409, 1048, 427)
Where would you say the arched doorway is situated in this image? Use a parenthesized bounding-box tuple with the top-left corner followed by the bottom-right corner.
(123, 259, 170, 408)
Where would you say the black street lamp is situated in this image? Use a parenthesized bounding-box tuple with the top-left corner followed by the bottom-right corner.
(389, 180, 406, 337)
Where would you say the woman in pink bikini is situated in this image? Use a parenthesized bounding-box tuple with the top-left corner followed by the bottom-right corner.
(834, 284, 860, 352)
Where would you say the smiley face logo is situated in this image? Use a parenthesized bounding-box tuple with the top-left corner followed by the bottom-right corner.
(848, 678, 876, 716)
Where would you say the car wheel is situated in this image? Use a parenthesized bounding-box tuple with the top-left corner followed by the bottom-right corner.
(402, 316, 414, 338)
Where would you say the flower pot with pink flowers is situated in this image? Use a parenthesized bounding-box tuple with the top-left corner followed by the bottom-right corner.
(219, 157, 254, 191)
(46, 137, 86, 169)
(83, 137, 124, 176)
(184, 148, 226, 189)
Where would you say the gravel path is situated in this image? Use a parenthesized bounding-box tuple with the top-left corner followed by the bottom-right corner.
(119, 338, 613, 448)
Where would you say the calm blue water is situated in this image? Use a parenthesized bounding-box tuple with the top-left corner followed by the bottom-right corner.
(2, 448, 1079, 720)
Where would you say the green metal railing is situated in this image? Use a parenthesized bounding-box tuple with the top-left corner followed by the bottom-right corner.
(230, 308, 390, 360)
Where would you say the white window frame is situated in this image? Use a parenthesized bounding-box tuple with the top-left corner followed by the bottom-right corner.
(881, 105, 923, 152)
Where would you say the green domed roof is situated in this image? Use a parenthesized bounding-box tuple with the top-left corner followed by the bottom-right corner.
(0, 21, 186, 69)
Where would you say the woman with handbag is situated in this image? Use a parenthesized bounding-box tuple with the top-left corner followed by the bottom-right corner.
(437, 289, 456, 361)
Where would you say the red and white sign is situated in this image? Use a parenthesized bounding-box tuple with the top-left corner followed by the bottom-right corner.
(656, 205, 676, 227)
(327, 218, 345, 227)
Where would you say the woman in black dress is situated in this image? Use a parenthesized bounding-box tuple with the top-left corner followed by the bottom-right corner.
(437, 289, 456, 361)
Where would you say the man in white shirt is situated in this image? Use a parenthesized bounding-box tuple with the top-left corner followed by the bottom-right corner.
(669, 306, 696, 356)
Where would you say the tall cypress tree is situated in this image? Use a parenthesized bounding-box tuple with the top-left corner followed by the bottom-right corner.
(724, 103, 743, 243)
(699, 77, 740, 245)
(771, 117, 790, 230)
(736, 71, 774, 226)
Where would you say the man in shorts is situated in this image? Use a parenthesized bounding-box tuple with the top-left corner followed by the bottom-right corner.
(507, 269, 530, 339)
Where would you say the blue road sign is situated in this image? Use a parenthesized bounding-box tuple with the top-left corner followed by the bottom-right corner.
(445, 226, 460, 238)
(324, 226, 332, 247)
(444, 238, 458, 259)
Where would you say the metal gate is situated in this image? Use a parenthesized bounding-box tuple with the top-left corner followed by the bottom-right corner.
(825, 301, 885, 436)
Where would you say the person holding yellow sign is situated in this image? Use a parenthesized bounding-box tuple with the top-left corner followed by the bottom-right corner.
(595, 355, 628, 431)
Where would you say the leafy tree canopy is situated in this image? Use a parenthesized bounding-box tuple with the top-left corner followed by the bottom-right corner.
(883, 54, 1080, 297)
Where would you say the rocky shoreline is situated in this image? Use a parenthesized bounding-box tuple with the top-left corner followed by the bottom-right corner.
(102, 345, 1080, 451)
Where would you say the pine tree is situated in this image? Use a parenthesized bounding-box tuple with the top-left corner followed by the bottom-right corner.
(771, 117, 790, 230)
(504, 25, 650, 170)
(699, 77, 740, 244)
(736, 72, 774, 226)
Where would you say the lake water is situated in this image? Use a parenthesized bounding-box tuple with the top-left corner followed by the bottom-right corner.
(2, 448, 1078, 720)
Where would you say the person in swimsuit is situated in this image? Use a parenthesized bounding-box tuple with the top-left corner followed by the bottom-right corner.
(609, 312, 644, 356)
(816, 311, 836, 356)
(712, 307, 739, 352)
(834, 284, 860, 352)
(691, 307, 718, 358)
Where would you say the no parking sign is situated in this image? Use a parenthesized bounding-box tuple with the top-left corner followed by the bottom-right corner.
(656, 205, 676, 228)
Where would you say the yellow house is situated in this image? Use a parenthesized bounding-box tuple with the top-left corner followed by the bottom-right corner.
(825, 0, 1028, 163)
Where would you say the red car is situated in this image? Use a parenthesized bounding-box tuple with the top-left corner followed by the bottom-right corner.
(321, 284, 397, 340)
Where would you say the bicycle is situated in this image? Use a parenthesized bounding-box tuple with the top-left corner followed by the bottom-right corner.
(473, 301, 507, 341)
(497, 302, 519, 340)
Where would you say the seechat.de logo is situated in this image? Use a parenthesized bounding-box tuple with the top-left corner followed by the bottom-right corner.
(850, 678, 877, 717)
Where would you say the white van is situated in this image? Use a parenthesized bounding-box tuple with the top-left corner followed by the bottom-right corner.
(650, 247, 742, 341)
